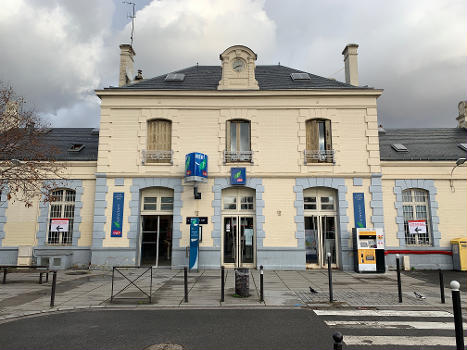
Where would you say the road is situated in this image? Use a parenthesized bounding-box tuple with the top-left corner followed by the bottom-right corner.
(0, 308, 465, 350)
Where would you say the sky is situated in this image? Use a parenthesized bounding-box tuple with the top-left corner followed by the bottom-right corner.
(0, 0, 465, 129)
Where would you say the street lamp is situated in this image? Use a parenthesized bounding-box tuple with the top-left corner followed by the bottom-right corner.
(450, 158, 466, 192)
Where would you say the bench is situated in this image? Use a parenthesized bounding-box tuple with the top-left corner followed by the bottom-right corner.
(0, 265, 51, 284)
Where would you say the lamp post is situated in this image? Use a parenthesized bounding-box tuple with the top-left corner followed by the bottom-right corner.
(450, 158, 466, 192)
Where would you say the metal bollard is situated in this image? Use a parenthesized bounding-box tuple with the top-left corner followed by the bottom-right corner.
(46, 272, 49, 283)
(50, 271, 57, 308)
(450, 280, 464, 350)
(332, 332, 343, 350)
(327, 252, 333, 303)
(221, 266, 225, 302)
(39, 272, 43, 284)
(439, 269, 445, 304)
(260, 265, 264, 302)
(2, 268, 7, 284)
(184, 267, 188, 303)
(396, 254, 402, 303)
(110, 267, 115, 303)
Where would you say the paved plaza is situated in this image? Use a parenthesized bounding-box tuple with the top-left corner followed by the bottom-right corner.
(0, 268, 465, 322)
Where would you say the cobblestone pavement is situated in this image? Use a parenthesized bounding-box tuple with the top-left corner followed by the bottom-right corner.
(0, 268, 465, 321)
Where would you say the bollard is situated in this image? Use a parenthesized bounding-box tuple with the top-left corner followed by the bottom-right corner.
(50, 271, 57, 308)
(396, 254, 402, 303)
(327, 252, 333, 303)
(110, 267, 115, 302)
(39, 272, 43, 284)
(46, 272, 49, 283)
(184, 267, 188, 303)
(332, 332, 343, 350)
(439, 269, 445, 304)
(450, 280, 464, 350)
(149, 267, 153, 304)
(221, 266, 225, 302)
(260, 265, 264, 302)
(2, 268, 7, 284)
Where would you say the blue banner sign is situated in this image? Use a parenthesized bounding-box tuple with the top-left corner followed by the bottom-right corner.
(111, 192, 124, 237)
(353, 192, 366, 228)
(185, 152, 208, 183)
(189, 217, 199, 270)
(230, 167, 246, 185)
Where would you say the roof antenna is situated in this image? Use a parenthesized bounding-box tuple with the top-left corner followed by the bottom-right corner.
(123, 1, 136, 46)
(278, 61, 280, 66)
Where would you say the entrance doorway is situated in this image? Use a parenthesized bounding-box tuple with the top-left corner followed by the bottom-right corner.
(304, 187, 339, 268)
(140, 215, 172, 266)
(221, 187, 256, 268)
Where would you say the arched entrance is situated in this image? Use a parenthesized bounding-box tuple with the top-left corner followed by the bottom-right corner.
(221, 187, 256, 268)
(304, 187, 339, 268)
(139, 187, 174, 266)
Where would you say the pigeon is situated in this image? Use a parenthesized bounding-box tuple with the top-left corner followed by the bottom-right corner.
(309, 287, 318, 294)
(414, 291, 426, 300)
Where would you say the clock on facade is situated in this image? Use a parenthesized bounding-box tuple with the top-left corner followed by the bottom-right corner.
(231, 58, 245, 72)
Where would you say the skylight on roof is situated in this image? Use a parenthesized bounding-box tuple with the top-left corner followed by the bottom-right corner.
(290, 72, 311, 81)
(165, 73, 185, 82)
(391, 143, 408, 152)
(68, 144, 85, 152)
(458, 143, 467, 152)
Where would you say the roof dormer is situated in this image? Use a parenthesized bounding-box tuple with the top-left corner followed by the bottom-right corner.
(217, 45, 259, 90)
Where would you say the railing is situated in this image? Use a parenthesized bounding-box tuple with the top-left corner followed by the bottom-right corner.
(142, 150, 173, 164)
(224, 150, 253, 163)
(304, 150, 335, 164)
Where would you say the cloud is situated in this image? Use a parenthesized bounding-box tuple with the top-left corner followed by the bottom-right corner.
(0, 0, 114, 125)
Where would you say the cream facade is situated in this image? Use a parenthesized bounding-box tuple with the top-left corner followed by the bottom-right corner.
(0, 44, 465, 270)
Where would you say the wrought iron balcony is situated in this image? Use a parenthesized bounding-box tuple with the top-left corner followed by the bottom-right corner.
(142, 150, 173, 164)
(304, 149, 335, 164)
(224, 150, 253, 163)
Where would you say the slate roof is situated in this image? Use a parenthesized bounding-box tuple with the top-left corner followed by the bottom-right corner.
(106, 65, 373, 91)
(36, 128, 99, 161)
(379, 128, 467, 161)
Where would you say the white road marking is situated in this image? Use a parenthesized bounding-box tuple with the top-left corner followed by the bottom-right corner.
(344, 335, 456, 346)
(325, 320, 467, 329)
(314, 309, 452, 317)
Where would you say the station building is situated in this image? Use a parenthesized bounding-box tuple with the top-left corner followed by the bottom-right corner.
(0, 44, 466, 271)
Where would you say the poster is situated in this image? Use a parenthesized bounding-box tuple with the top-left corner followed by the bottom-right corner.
(111, 192, 124, 237)
(353, 193, 366, 228)
(408, 220, 427, 235)
(244, 228, 253, 246)
(50, 218, 69, 232)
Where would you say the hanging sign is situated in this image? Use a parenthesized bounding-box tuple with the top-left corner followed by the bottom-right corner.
(50, 218, 69, 232)
(111, 192, 124, 237)
(353, 193, 366, 228)
(189, 217, 200, 270)
(408, 220, 427, 235)
(185, 152, 208, 183)
(230, 167, 246, 185)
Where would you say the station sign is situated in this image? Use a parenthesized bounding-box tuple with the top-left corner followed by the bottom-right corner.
(353, 193, 366, 228)
(189, 217, 200, 270)
(185, 152, 208, 183)
(230, 167, 246, 185)
(408, 220, 427, 235)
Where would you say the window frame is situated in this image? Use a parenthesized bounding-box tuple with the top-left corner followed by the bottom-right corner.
(47, 189, 76, 246)
(402, 188, 432, 246)
(144, 119, 173, 164)
(305, 118, 334, 164)
(225, 119, 252, 163)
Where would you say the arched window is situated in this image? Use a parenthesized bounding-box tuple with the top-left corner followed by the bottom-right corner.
(145, 119, 172, 163)
(225, 119, 252, 162)
(402, 188, 431, 246)
(47, 189, 76, 245)
(305, 119, 333, 163)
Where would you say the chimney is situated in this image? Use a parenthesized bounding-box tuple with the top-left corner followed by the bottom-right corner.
(457, 101, 467, 128)
(119, 44, 135, 87)
(342, 43, 359, 86)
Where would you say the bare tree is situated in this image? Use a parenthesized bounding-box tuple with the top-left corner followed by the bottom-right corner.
(0, 82, 64, 206)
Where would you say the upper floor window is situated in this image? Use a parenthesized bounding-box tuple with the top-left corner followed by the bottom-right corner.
(402, 188, 431, 246)
(305, 119, 334, 163)
(48, 189, 75, 245)
(144, 119, 172, 164)
(225, 119, 252, 163)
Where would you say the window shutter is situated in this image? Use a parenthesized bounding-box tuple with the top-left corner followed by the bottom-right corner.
(147, 120, 171, 151)
(324, 120, 332, 150)
(306, 120, 318, 150)
(147, 120, 156, 150)
(226, 120, 231, 151)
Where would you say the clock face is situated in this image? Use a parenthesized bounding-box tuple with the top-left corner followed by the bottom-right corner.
(232, 58, 245, 72)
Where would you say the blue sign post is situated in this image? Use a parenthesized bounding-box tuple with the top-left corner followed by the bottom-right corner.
(189, 217, 200, 270)
(230, 167, 246, 185)
(185, 152, 208, 183)
(353, 192, 366, 228)
(111, 192, 124, 237)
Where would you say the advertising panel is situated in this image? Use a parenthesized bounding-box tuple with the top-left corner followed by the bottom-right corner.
(111, 192, 124, 237)
(185, 153, 208, 183)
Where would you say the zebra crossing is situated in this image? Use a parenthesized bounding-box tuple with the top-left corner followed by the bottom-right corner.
(314, 309, 467, 349)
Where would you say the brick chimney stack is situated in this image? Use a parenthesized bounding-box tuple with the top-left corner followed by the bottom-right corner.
(342, 43, 359, 86)
(119, 44, 135, 87)
(457, 101, 467, 128)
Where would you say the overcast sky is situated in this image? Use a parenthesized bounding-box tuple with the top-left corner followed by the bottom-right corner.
(0, 0, 465, 128)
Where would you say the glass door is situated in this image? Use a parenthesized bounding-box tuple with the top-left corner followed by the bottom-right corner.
(305, 214, 338, 268)
(223, 216, 255, 267)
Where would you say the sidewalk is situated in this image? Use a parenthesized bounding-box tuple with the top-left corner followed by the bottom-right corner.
(0, 268, 465, 322)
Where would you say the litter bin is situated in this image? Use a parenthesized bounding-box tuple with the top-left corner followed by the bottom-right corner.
(451, 237, 467, 271)
(235, 268, 250, 297)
